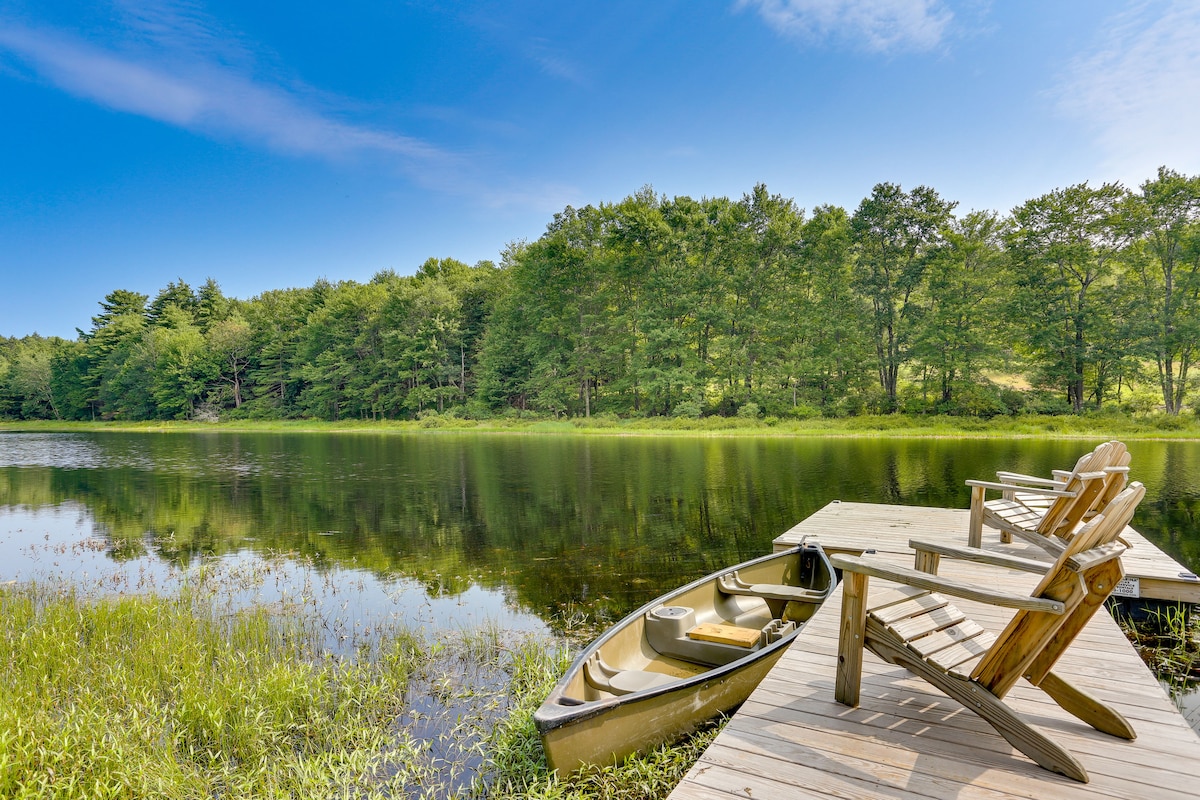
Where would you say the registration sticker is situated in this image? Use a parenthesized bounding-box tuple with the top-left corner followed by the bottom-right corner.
(1112, 576, 1141, 598)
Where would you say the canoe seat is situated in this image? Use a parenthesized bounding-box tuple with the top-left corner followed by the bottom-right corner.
(717, 572, 826, 604)
(686, 622, 761, 647)
(583, 653, 677, 696)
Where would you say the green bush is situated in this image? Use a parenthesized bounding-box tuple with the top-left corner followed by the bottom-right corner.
(737, 402, 760, 419)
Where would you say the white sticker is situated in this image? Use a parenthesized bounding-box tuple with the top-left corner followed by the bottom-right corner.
(1112, 576, 1140, 598)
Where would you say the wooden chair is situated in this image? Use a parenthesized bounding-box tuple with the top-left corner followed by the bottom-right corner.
(966, 441, 1127, 554)
(833, 482, 1145, 783)
(997, 441, 1130, 524)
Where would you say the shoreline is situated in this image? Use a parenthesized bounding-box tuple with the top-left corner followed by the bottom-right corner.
(3, 413, 1200, 440)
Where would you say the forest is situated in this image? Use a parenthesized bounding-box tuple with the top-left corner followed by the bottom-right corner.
(2, 167, 1199, 422)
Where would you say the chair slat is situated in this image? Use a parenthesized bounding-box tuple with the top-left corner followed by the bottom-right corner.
(928, 630, 996, 672)
(872, 593, 949, 625)
(885, 605, 966, 641)
(907, 618, 985, 657)
(947, 653, 986, 680)
(859, 584, 929, 612)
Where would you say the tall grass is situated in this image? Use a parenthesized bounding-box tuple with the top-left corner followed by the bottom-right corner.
(474, 638, 725, 800)
(0, 582, 427, 799)
(0, 578, 716, 800)
(1115, 603, 1200, 699)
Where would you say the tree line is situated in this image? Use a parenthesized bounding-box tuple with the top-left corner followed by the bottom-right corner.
(2, 167, 1199, 422)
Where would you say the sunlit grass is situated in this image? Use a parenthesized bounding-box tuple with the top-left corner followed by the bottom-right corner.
(0, 582, 428, 799)
(5, 412, 1200, 439)
(0, 576, 720, 800)
(474, 636, 725, 800)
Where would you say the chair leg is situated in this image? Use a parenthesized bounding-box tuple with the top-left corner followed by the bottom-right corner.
(835, 571, 867, 707)
(868, 627, 1090, 782)
(1039, 670, 1136, 740)
(968, 485, 986, 548)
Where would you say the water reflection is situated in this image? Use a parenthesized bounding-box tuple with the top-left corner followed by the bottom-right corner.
(0, 502, 548, 654)
(1, 432, 1199, 627)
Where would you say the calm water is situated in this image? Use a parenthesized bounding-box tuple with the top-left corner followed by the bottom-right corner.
(3, 431, 1199, 746)
(2, 432, 1199, 632)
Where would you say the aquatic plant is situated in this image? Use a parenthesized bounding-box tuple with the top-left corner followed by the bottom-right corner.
(1116, 603, 1200, 696)
(0, 581, 427, 799)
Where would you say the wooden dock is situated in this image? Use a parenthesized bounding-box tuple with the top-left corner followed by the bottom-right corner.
(668, 502, 1200, 800)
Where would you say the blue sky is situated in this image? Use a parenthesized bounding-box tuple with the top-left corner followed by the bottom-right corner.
(2, 0, 1198, 338)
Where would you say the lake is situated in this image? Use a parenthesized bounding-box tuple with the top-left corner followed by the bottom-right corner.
(3, 431, 1199, 756)
(2, 432, 1199, 633)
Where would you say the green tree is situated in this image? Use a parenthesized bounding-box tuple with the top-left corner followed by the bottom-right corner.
(147, 307, 215, 419)
(910, 210, 1007, 411)
(501, 204, 619, 417)
(851, 183, 956, 411)
(717, 185, 805, 411)
(1122, 167, 1200, 414)
(147, 279, 198, 327)
(295, 280, 388, 420)
(49, 339, 91, 420)
(792, 205, 873, 412)
(81, 290, 150, 419)
(242, 287, 317, 416)
(7, 336, 62, 419)
(195, 278, 232, 333)
(207, 314, 253, 409)
(1009, 182, 1130, 411)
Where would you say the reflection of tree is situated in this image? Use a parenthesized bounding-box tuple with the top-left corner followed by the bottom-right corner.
(2, 435, 1197, 624)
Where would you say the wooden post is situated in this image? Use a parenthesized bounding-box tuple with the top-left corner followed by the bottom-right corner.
(914, 549, 940, 575)
(835, 571, 868, 707)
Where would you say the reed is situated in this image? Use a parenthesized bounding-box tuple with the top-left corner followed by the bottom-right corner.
(475, 637, 723, 800)
(1115, 603, 1200, 694)
(0, 574, 715, 800)
(0, 582, 427, 799)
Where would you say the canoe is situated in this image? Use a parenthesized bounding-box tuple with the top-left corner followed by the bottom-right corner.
(534, 541, 836, 772)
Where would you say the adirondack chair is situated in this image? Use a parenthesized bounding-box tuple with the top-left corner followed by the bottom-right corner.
(995, 441, 1130, 526)
(966, 441, 1125, 554)
(833, 482, 1145, 783)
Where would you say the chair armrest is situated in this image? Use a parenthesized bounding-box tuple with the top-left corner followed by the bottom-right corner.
(966, 479, 1076, 498)
(830, 554, 1065, 614)
(908, 539, 1051, 574)
(995, 471, 1064, 488)
(1065, 542, 1127, 573)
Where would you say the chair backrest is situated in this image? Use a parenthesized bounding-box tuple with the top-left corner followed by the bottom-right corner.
(972, 482, 1145, 696)
(1094, 445, 1131, 509)
(1035, 441, 1117, 536)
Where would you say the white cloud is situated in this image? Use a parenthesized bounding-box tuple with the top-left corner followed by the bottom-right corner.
(0, 15, 444, 164)
(524, 37, 586, 85)
(1057, 1, 1200, 185)
(739, 0, 952, 52)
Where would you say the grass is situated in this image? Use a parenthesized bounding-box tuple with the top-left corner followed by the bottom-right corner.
(0, 581, 432, 799)
(0, 575, 715, 800)
(4, 579, 1198, 800)
(476, 638, 724, 800)
(1115, 603, 1200, 699)
(5, 411, 1200, 439)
